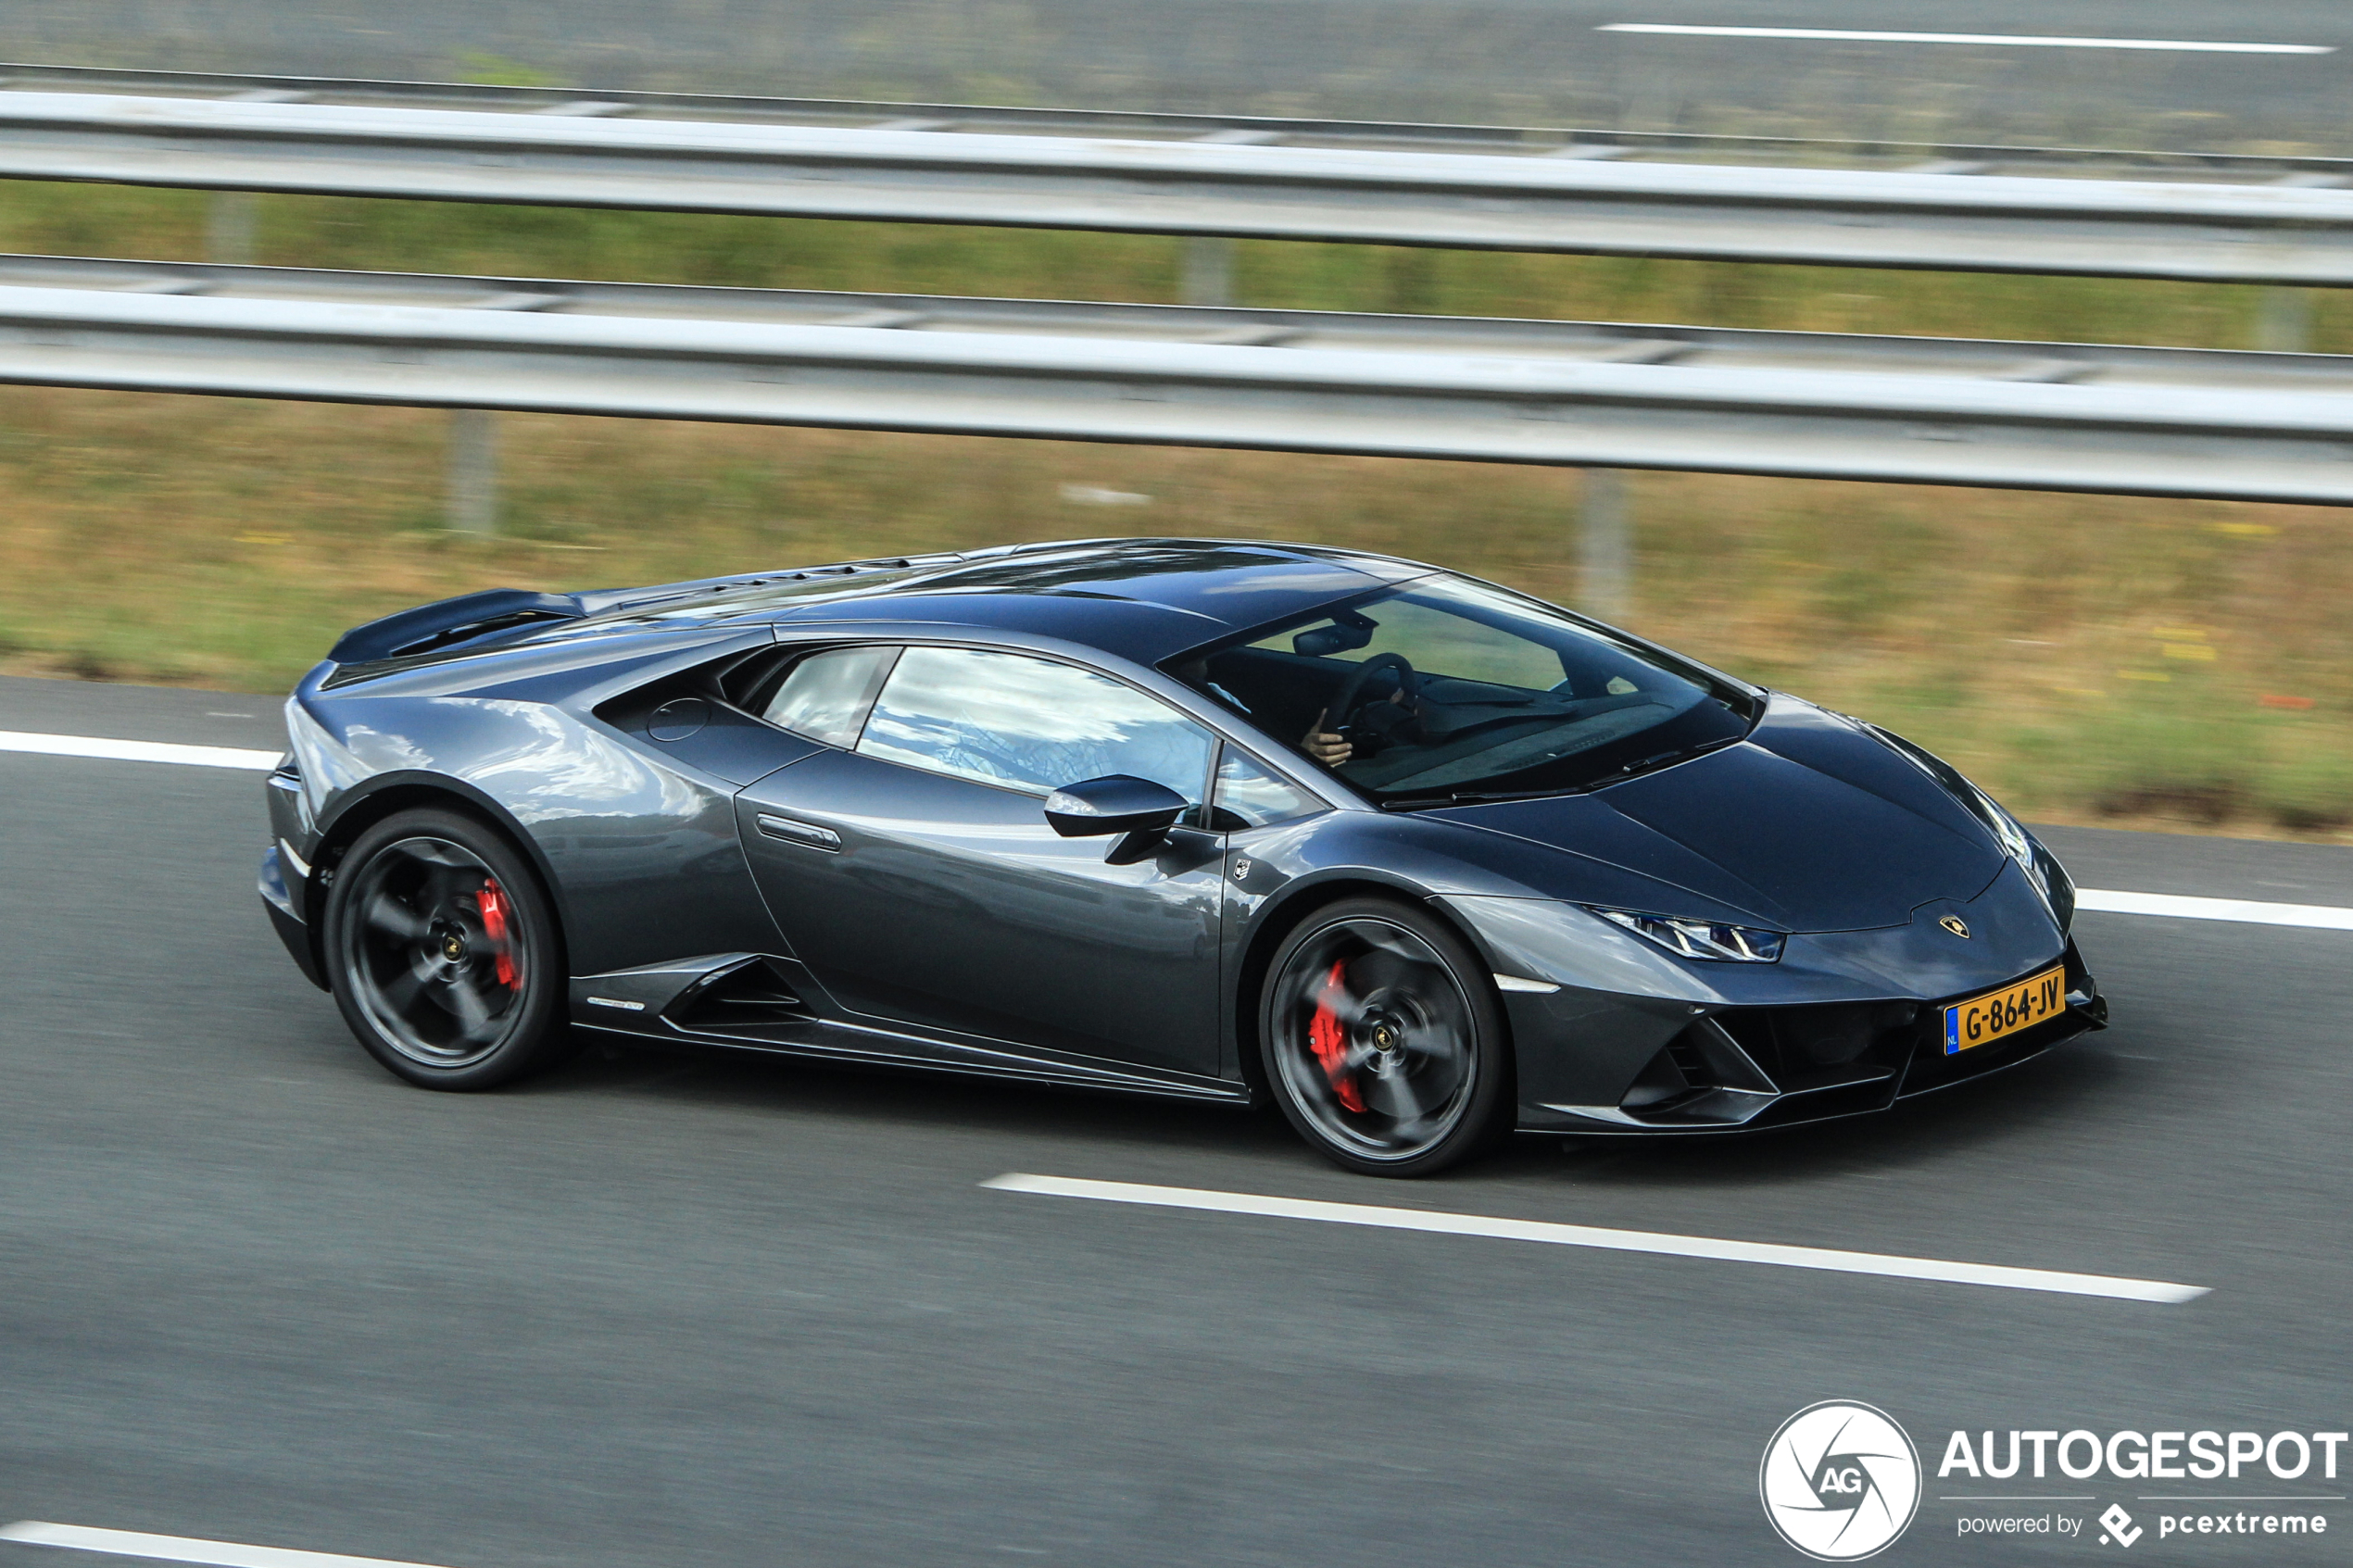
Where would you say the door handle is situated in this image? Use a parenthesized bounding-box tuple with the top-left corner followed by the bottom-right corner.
(755, 813, 842, 852)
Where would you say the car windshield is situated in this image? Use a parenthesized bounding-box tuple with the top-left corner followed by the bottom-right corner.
(1170, 574, 1759, 805)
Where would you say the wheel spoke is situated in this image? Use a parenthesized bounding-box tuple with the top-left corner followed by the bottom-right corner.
(416, 862, 466, 914)
(363, 891, 427, 943)
(1400, 1021, 1466, 1068)
(1314, 986, 1371, 1028)
(447, 975, 497, 1043)
(1341, 921, 1434, 967)
(1344, 950, 1432, 1001)
(1365, 1068, 1429, 1134)
(375, 964, 424, 1019)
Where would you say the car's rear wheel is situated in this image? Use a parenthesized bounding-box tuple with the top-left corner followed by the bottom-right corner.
(1260, 897, 1513, 1176)
(323, 808, 570, 1089)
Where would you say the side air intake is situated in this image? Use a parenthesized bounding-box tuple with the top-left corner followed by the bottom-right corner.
(665, 957, 810, 1035)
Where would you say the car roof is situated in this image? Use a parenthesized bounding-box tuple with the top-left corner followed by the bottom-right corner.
(679, 538, 1437, 665)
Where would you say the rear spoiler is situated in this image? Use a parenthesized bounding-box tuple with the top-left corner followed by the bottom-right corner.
(326, 589, 585, 664)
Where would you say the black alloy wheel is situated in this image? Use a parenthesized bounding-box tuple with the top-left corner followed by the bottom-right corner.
(324, 807, 571, 1089)
(1261, 897, 1513, 1175)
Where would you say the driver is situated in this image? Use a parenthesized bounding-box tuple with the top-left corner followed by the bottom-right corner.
(1168, 656, 1363, 768)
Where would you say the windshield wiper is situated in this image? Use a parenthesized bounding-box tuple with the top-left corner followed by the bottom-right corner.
(1580, 735, 1742, 789)
(1380, 737, 1742, 809)
(1375, 734, 1747, 811)
(1378, 786, 1574, 811)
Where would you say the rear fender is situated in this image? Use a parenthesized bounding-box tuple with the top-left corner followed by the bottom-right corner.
(289, 679, 784, 976)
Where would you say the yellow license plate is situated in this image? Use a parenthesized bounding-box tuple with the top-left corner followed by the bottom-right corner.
(1944, 966, 2067, 1055)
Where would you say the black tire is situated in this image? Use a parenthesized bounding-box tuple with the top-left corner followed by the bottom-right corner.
(323, 807, 572, 1090)
(1259, 896, 1515, 1176)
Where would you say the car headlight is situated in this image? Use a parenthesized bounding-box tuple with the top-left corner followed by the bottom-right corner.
(1588, 907, 1787, 962)
(1976, 786, 2034, 867)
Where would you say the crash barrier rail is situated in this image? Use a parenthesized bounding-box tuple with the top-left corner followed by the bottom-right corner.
(8, 255, 2353, 515)
(6, 65, 2353, 285)
(9, 61, 2351, 177)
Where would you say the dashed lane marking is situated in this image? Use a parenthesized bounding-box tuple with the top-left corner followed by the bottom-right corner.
(983, 1174, 2208, 1304)
(0, 730, 278, 771)
(1595, 24, 2334, 54)
(0, 1523, 459, 1568)
(2073, 887, 2353, 932)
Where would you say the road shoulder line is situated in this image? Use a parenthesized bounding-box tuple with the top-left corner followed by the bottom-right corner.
(2073, 887, 2353, 931)
(0, 729, 279, 771)
(984, 1173, 2208, 1304)
(0, 1523, 457, 1568)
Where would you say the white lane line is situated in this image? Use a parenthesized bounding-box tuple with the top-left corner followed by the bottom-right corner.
(0, 1523, 460, 1568)
(1596, 23, 2334, 54)
(2076, 888, 2353, 932)
(983, 1173, 2208, 1304)
(0, 730, 279, 771)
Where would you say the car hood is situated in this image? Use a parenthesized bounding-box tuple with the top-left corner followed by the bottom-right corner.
(1431, 698, 2007, 933)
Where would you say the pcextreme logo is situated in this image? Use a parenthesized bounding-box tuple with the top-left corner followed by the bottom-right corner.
(1761, 1400, 1924, 1561)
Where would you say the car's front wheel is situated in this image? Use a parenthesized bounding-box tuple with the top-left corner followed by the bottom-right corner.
(323, 807, 571, 1089)
(1260, 897, 1513, 1176)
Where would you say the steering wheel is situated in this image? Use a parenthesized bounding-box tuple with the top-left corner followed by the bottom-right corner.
(1327, 652, 1420, 731)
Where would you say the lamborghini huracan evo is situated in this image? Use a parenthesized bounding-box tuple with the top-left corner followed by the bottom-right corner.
(261, 538, 2104, 1174)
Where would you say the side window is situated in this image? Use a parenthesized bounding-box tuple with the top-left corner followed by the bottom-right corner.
(762, 645, 899, 747)
(1208, 746, 1322, 831)
(859, 646, 1215, 802)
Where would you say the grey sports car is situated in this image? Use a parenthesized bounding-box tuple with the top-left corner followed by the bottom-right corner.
(261, 538, 2103, 1175)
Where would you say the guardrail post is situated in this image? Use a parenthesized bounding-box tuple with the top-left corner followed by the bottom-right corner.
(204, 192, 258, 264)
(2257, 287, 2315, 352)
(1180, 237, 1237, 306)
(445, 408, 500, 535)
(1579, 469, 1632, 622)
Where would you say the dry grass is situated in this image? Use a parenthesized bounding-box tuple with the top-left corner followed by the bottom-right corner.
(2, 386, 2347, 842)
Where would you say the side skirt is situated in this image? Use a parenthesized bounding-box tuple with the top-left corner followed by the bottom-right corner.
(574, 1013, 1254, 1105)
(572, 950, 1252, 1105)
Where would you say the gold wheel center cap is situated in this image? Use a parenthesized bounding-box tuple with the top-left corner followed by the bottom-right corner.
(443, 935, 466, 960)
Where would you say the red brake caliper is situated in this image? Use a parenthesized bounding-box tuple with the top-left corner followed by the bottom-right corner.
(1308, 960, 1365, 1112)
(476, 881, 518, 988)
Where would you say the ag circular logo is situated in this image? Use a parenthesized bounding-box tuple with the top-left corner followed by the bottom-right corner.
(1759, 1400, 1921, 1561)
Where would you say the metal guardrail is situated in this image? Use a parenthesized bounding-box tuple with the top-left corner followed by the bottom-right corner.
(7, 62, 2349, 177)
(4, 255, 2352, 504)
(5, 69, 2353, 282)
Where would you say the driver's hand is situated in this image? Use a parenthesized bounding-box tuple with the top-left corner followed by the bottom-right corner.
(1302, 708, 1353, 765)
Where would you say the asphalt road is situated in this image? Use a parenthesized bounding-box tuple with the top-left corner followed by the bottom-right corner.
(1, 672, 2348, 1566)
(4, 1, 2351, 145)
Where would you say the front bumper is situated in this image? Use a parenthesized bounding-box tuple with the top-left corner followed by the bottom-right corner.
(259, 844, 328, 991)
(1529, 940, 2104, 1134)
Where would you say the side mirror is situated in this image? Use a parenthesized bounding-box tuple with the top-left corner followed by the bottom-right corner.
(1043, 774, 1189, 839)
